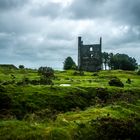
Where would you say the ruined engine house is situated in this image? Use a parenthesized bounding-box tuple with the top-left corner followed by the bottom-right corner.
(78, 36, 102, 72)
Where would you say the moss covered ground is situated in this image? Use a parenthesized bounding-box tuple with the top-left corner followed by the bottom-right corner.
(0, 68, 140, 139)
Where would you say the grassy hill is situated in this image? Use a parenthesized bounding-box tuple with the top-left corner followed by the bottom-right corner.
(0, 68, 140, 139)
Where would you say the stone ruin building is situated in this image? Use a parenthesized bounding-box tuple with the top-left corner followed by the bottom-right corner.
(78, 36, 102, 72)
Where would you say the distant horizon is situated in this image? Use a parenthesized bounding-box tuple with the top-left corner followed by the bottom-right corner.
(0, 50, 139, 70)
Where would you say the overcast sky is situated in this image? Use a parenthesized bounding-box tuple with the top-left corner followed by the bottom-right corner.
(0, 0, 140, 69)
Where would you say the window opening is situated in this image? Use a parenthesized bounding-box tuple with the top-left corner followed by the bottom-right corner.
(90, 47, 93, 51)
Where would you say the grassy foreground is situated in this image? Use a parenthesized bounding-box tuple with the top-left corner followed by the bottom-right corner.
(0, 68, 140, 140)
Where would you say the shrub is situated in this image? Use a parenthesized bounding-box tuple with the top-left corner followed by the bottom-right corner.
(92, 73, 99, 76)
(0, 92, 12, 117)
(40, 77, 53, 85)
(38, 67, 54, 85)
(126, 78, 131, 84)
(38, 67, 54, 78)
(108, 77, 124, 87)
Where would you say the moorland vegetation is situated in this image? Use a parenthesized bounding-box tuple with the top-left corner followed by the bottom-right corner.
(0, 64, 140, 139)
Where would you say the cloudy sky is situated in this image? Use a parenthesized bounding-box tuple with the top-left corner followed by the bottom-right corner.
(0, 0, 140, 69)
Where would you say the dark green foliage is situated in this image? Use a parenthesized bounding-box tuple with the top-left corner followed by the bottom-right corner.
(29, 79, 40, 85)
(0, 87, 93, 119)
(103, 52, 138, 70)
(38, 66, 54, 78)
(40, 77, 53, 85)
(47, 128, 71, 140)
(22, 77, 30, 84)
(126, 78, 131, 84)
(109, 77, 124, 87)
(0, 67, 140, 139)
(96, 88, 109, 103)
(92, 72, 99, 76)
(109, 53, 137, 70)
(0, 85, 5, 92)
(0, 92, 12, 117)
(0, 92, 11, 110)
(11, 74, 16, 83)
(1, 85, 140, 120)
(0, 84, 140, 139)
(19, 65, 25, 69)
(16, 77, 30, 86)
(38, 67, 54, 85)
(0, 64, 17, 70)
(0, 121, 49, 140)
(102, 52, 109, 70)
(63, 57, 76, 70)
(75, 117, 140, 140)
(2, 81, 15, 85)
(6, 86, 139, 119)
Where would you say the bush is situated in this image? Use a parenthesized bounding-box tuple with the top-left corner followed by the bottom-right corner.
(92, 73, 99, 76)
(40, 77, 53, 85)
(38, 67, 54, 78)
(38, 67, 54, 85)
(0, 92, 12, 117)
(108, 77, 124, 87)
(126, 78, 131, 84)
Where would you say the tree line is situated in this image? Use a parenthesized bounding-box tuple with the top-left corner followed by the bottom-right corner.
(64, 52, 138, 71)
(102, 52, 138, 70)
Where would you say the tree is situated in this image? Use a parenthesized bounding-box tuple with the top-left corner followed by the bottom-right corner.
(102, 52, 138, 71)
(108, 53, 114, 70)
(102, 52, 109, 70)
(109, 53, 138, 70)
(19, 65, 25, 69)
(63, 57, 76, 70)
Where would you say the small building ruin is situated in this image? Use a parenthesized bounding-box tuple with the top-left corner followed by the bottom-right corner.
(78, 37, 102, 72)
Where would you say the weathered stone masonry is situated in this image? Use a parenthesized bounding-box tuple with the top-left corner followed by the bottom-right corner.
(78, 36, 102, 72)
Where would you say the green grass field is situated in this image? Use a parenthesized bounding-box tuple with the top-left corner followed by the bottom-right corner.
(0, 68, 140, 139)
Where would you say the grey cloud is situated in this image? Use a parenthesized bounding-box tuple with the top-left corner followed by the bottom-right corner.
(68, 0, 107, 19)
(0, 31, 76, 68)
(30, 0, 140, 26)
(0, 0, 28, 10)
(0, 32, 16, 49)
(0, 11, 49, 34)
(30, 2, 64, 18)
(109, 26, 140, 48)
(112, 0, 140, 25)
(68, 0, 140, 25)
(0, 0, 140, 69)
